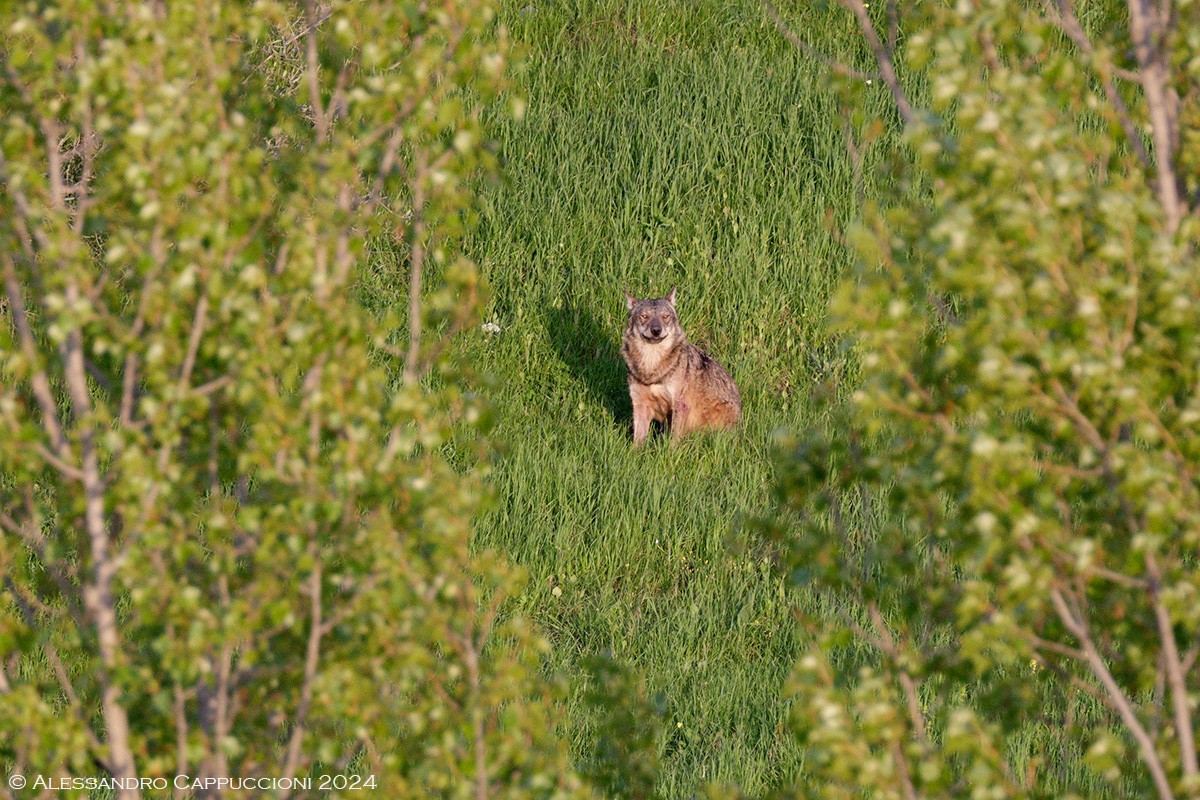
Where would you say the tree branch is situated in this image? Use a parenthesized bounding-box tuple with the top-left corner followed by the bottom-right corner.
(1042, 0, 1153, 170)
(462, 631, 491, 800)
(118, 222, 166, 428)
(403, 151, 429, 382)
(1145, 552, 1198, 780)
(304, 0, 329, 142)
(3, 578, 111, 767)
(3, 253, 70, 455)
(1126, 0, 1186, 231)
(1050, 587, 1175, 800)
(890, 741, 920, 800)
(838, 0, 917, 125)
(58, 276, 142, 799)
(767, 3, 881, 82)
(280, 561, 323, 795)
(868, 604, 928, 746)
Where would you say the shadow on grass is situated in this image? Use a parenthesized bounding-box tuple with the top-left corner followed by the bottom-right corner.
(546, 303, 631, 429)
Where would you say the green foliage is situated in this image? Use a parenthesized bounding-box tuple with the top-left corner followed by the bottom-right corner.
(769, 0, 1200, 797)
(0, 1, 591, 796)
(576, 653, 665, 800)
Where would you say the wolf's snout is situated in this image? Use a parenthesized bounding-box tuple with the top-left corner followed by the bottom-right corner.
(649, 321, 662, 336)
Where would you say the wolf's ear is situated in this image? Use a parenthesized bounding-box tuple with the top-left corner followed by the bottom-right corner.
(666, 286, 677, 307)
(625, 292, 636, 311)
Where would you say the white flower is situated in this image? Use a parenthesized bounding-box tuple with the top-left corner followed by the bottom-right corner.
(551, 586, 562, 597)
(481, 321, 501, 334)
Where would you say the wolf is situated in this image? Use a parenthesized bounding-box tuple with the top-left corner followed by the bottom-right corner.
(621, 288, 741, 445)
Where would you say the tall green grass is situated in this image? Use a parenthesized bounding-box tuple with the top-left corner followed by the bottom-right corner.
(449, 1, 888, 793)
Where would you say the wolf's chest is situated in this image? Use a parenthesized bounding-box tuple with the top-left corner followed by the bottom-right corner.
(623, 337, 684, 385)
(631, 382, 674, 421)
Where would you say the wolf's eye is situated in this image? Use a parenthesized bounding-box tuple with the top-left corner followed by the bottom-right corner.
(639, 313, 649, 322)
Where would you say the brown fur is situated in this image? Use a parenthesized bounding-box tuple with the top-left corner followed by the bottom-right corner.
(620, 288, 741, 445)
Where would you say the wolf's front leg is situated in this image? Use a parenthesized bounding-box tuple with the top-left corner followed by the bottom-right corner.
(632, 400, 651, 445)
(670, 399, 690, 445)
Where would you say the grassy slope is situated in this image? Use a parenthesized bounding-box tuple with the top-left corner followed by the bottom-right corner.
(353, 1, 1131, 797)
(451, 1, 889, 794)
